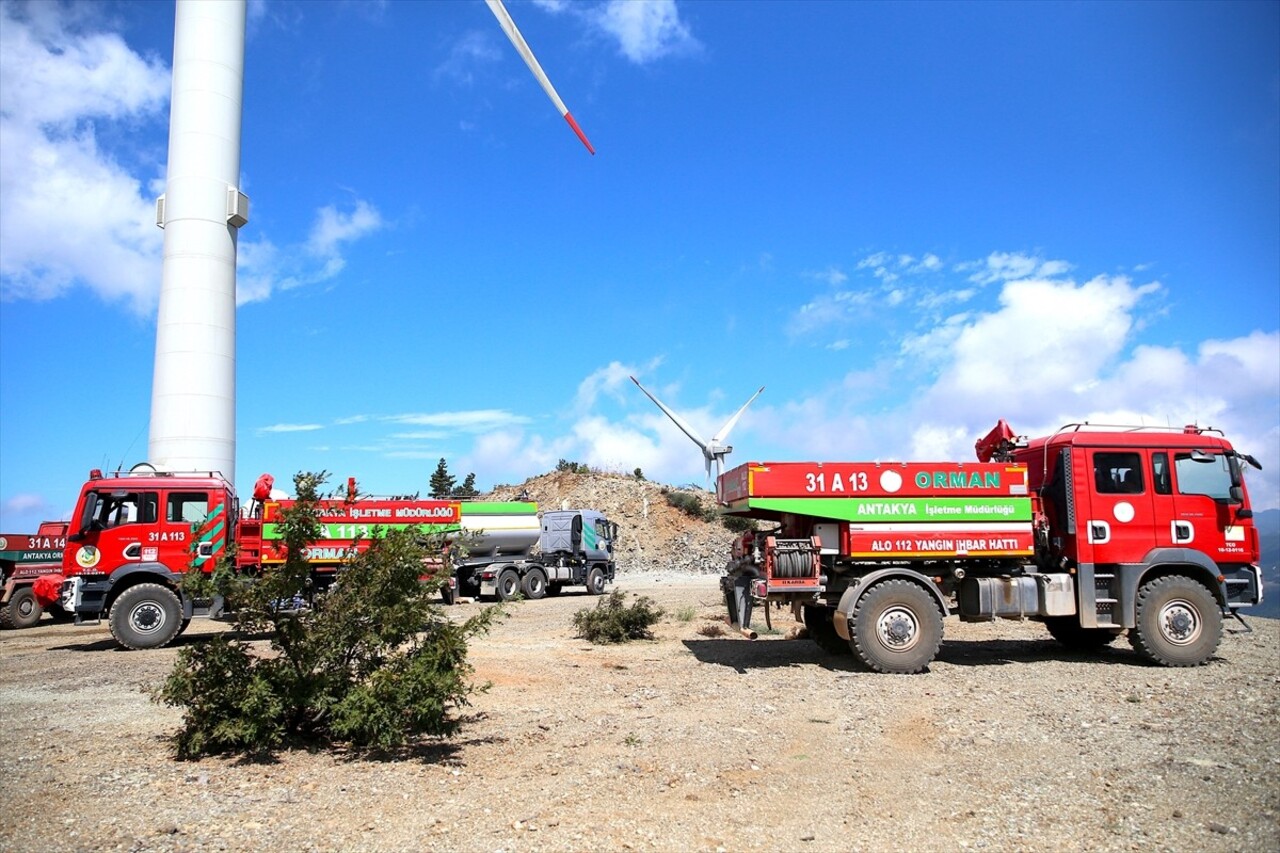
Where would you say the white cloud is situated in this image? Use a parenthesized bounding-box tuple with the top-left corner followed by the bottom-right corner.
(806, 266, 848, 286)
(0, 2, 170, 313)
(966, 251, 1073, 285)
(433, 30, 502, 87)
(237, 199, 384, 304)
(591, 0, 700, 64)
(574, 360, 638, 412)
(257, 423, 324, 433)
(386, 410, 531, 432)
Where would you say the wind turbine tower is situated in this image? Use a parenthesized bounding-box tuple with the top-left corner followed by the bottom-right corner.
(144, 0, 592, 484)
(149, 0, 247, 480)
(630, 377, 764, 485)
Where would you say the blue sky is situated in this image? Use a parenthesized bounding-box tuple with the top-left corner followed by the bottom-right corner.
(2, 0, 1278, 532)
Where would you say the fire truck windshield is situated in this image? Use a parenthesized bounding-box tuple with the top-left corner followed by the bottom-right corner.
(1173, 452, 1235, 501)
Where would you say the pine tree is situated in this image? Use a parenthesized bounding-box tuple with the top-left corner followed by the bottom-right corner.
(453, 473, 479, 498)
(429, 458, 456, 498)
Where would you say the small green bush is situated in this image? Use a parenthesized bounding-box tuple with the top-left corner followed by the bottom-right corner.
(572, 590, 664, 643)
(720, 513, 757, 533)
(665, 490, 713, 521)
(157, 472, 500, 759)
(556, 459, 591, 474)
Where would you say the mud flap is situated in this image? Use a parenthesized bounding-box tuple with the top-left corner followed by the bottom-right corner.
(722, 575, 754, 629)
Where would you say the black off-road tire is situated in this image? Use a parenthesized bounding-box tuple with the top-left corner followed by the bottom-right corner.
(496, 568, 522, 602)
(1130, 575, 1222, 667)
(1044, 616, 1121, 652)
(850, 580, 944, 674)
(0, 586, 42, 629)
(802, 604, 851, 655)
(46, 604, 76, 623)
(584, 567, 606, 595)
(108, 583, 183, 650)
(522, 567, 548, 600)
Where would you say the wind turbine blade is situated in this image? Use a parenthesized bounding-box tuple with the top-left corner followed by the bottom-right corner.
(485, 0, 596, 155)
(713, 387, 765, 442)
(630, 376, 709, 450)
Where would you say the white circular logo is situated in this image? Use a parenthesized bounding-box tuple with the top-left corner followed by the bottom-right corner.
(879, 470, 903, 493)
(1113, 502, 1135, 523)
(0, 537, 8, 550)
(75, 546, 101, 569)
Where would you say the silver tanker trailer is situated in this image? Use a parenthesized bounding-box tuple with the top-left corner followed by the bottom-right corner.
(444, 502, 618, 603)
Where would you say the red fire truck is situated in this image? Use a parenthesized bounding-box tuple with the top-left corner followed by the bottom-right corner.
(47, 469, 460, 650)
(0, 521, 70, 628)
(719, 421, 1263, 672)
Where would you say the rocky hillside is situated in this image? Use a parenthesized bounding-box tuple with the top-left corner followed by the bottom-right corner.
(486, 470, 739, 574)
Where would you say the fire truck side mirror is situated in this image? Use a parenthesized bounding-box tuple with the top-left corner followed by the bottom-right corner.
(1228, 485, 1245, 505)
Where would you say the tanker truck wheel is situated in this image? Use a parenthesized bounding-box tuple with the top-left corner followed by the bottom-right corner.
(849, 580, 943, 674)
(1130, 575, 1221, 667)
(109, 583, 183, 650)
(521, 567, 548, 600)
(496, 568, 522, 602)
(584, 567, 606, 595)
(0, 586, 42, 629)
(802, 604, 851, 656)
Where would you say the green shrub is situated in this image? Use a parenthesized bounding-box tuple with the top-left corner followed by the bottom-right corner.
(720, 513, 757, 533)
(665, 490, 714, 521)
(157, 472, 500, 759)
(572, 590, 664, 643)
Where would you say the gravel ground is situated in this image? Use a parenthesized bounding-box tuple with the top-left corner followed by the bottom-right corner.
(1, 571, 1277, 853)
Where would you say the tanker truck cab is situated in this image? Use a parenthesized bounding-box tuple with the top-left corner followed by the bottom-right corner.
(61, 469, 235, 650)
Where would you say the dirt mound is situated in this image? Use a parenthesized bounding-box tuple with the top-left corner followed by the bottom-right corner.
(487, 470, 737, 573)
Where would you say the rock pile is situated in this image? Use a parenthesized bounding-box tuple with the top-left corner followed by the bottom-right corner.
(487, 469, 739, 574)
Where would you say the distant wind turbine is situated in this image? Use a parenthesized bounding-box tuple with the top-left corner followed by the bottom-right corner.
(630, 376, 764, 485)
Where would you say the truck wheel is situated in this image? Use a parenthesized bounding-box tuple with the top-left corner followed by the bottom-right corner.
(496, 569, 522, 602)
(46, 604, 76, 623)
(0, 586, 42, 629)
(1044, 616, 1119, 652)
(1130, 575, 1221, 667)
(522, 567, 548, 600)
(802, 604, 851, 655)
(584, 567, 605, 595)
(850, 580, 943, 674)
(108, 583, 183, 650)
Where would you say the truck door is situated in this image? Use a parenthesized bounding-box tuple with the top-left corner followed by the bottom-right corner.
(162, 490, 230, 572)
(1080, 449, 1158, 565)
(68, 489, 159, 575)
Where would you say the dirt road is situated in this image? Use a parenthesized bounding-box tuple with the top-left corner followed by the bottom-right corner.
(1, 573, 1277, 852)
